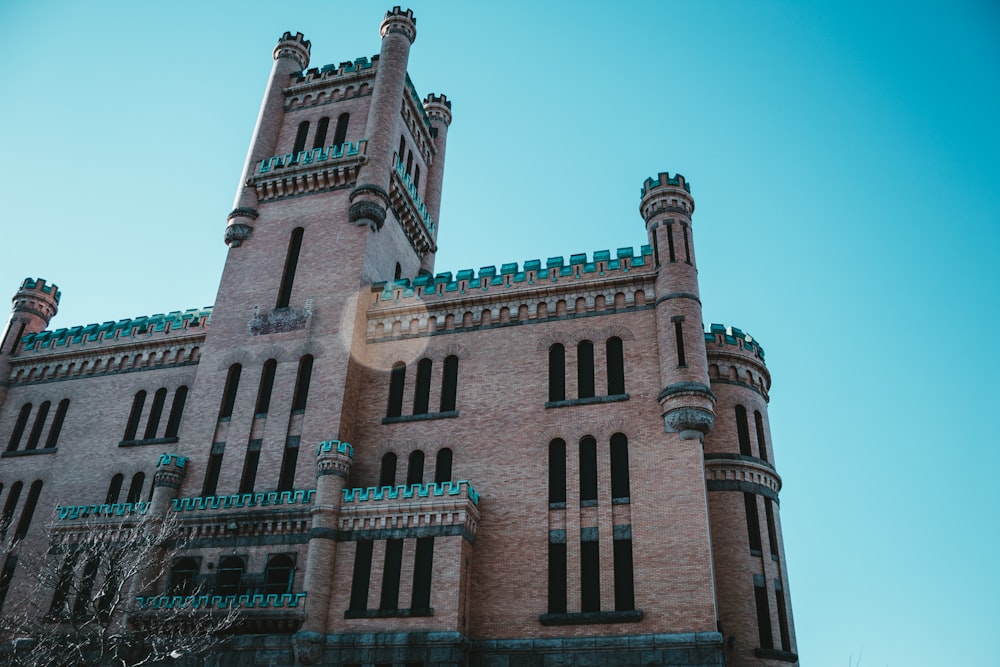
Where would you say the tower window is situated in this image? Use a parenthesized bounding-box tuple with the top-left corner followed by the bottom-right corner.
(45, 399, 70, 448)
(406, 450, 425, 486)
(673, 318, 686, 367)
(651, 227, 660, 267)
(682, 223, 692, 264)
(105, 474, 124, 504)
(775, 578, 791, 651)
(577, 341, 595, 399)
(434, 448, 453, 483)
(736, 405, 752, 456)
(579, 436, 598, 505)
(218, 364, 242, 421)
(312, 117, 329, 149)
(745, 492, 763, 554)
(333, 112, 350, 146)
(405, 150, 414, 177)
(164, 387, 187, 438)
(765, 497, 780, 558)
(292, 120, 309, 155)
(666, 222, 676, 262)
(125, 473, 144, 505)
(548, 344, 566, 402)
(276, 227, 304, 309)
(398, 136, 406, 164)
(13, 480, 42, 540)
(613, 536, 636, 612)
(411, 537, 434, 610)
(291, 355, 314, 412)
(379, 453, 397, 488)
(239, 440, 262, 493)
(440, 355, 458, 412)
(610, 433, 631, 501)
(580, 537, 601, 612)
(380, 539, 404, 610)
(547, 540, 567, 614)
(6, 403, 31, 452)
(143, 389, 167, 440)
(24, 400, 50, 450)
(606, 337, 625, 395)
(754, 575, 774, 649)
(202, 443, 225, 497)
(755, 410, 769, 462)
(414, 164, 421, 190)
(349, 541, 374, 611)
(277, 436, 301, 492)
(255, 359, 277, 416)
(548, 439, 567, 506)
(413, 358, 432, 415)
(386, 362, 406, 418)
(1, 482, 22, 537)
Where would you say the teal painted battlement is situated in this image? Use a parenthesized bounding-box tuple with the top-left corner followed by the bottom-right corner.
(20, 277, 61, 303)
(373, 246, 653, 301)
(317, 439, 354, 458)
(56, 502, 149, 521)
(342, 480, 479, 506)
(21, 307, 212, 352)
(157, 453, 189, 468)
(170, 489, 315, 512)
(404, 73, 432, 129)
(705, 323, 766, 361)
(136, 592, 306, 611)
(641, 172, 692, 196)
(258, 139, 367, 174)
(293, 55, 375, 81)
(394, 159, 435, 231)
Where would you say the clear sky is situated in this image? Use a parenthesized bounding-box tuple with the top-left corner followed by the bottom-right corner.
(1, 1, 998, 664)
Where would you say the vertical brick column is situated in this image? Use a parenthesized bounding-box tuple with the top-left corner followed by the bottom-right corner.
(129, 453, 188, 600)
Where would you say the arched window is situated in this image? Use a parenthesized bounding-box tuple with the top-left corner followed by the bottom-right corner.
(291, 355, 314, 412)
(398, 136, 406, 164)
(579, 436, 598, 504)
(45, 399, 70, 448)
(13, 481, 42, 540)
(754, 410, 769, 462)
(548, 439, 566, 506)
(610, 433, 631, 501)
(6, 403, 31, 451)
(577, 341, 595, 399)
(105, 474, 124, 504)
(216, 556, 245, 597)
(413, 358, 432, 415)
(434, 448, 453, 483)
(264, 555, 295, 595)
(606, 337, 625, 395)
(123, 391, 146, 441)
(164, 387, 187, 438)
(405, 150, 414, 177)
(312, 116, 329, 149)
(440, 355, 458, 412)
(276, 227, 304, 309)
(1, 482, 22, 536)
(24, 401, 50, 450)
(218, 364, 242, 420)
(379, 453, 397, 488)
(255, 359, 277, 415)
(143, 389, 167, 440)
(239, 439, 262, 494)
(413, 164, 421, 190)
(386, 362, 405, 418)
(548, 345, 565, 402)
(333, 112, 350, 146)
(394, 263, 402, 281)
(406, 450, 425, 486)
(292, 120, 309, 154)
(126, 472, 144, 504)
(169, 558, 199, 595)
(72, 557, 100, 618)
(736, 405, 752, 456)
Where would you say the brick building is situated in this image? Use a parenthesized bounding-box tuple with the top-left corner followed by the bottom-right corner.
(0, 8, 797, 666)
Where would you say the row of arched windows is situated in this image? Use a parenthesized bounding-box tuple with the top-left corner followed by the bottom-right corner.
(0, 479, 43, 542)
(168, 554, 295, 597)
(378, 448, 453, 488)
(291, 113, 350, 155)
(105, 472, 149, 505)
(122, 387, 187, 444)
(397, 135, 421, 191)
(548, 338, 625, 403)
(5, 399, 70, 453)
(386, 356, 459, 419)
(735, 404, 769, 462)
(549, 434, 631, 506)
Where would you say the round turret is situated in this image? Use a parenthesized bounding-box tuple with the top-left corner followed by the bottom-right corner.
(273, 31, 311, 70)
(423, 93, 453, 126)
(640, 172, 695, 225)
(3, 278, 60, 355)
(380, 6, 417, 44)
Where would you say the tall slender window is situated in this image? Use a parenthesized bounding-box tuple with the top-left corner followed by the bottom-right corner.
(0, 555, 17, 613)
(123, 392, 145, 440)
(755, 410, 769, 462)
(548, 439, 566, 506)
(440, 355, 458, 412)
(579, 436, 598, 504)
(277, 436, 301, 492)
(1, 482, 23, 535)
(24, 401, 50, 450)
(164, 387, 187, 438)
(577, 341, 595, 399)
(73, 557, 100, 618)
(333, 112, 350, 146)
(380, 539, 404, 610)
(411, 537, 434, 610)
(125, 473, 144, 504)
(255, 360, 277, 415)
(398, 136, 406, 164)
(754, 575, 774, 649)
(413, 358, 432, 415)
(682, 223, 692, 264)
(349, 541, 374, 611)
(203, 443, 225, 496)
(240, 440, 262, 494)
(745, 493, 763, 554)
(45, 399, 70, 448)
(406, 450, 424, 486)
(606, 337, 625, 395)
(143, 389, 167, 440)
(405, 150, 414, 177)
(264, 555, 295, 595)
(105, 474, 124, 504)
(434, 448, 453, 483)
(276, 227, 303, 309)
(547, 539, 567, 613)
(775, 579, 791, 651)
(386, 363, 405, 418)
(673, 319, 686, 366)
(291, 355, 314, 412)
(13, 480, 42, 540)
(6, 403, 31, 451)
(736, 405, 752, 456)
(666, 222, 676, 262)
(651, 228, 660, 266)
(413, 164, 421, 190)
(765, 498, 780, 558)
(548, 344, 566, 402)
(379, 453, 397, 488)
(218, 364, 242, 420)
(580, 537, 601, 612)
(613, 535, 636, 611)
(312, 117, 329, 149)
(610, 433, 631, 501)
(292, 120, 309, 154)
(49, 552, 78, 616)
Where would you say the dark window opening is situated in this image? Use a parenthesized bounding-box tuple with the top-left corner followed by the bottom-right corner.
(125, 473, 144, 505)
(13, 480, 42, 540)
(333, 113, 350, 146)
(398, 137, 406, 164)
(651, 228, 660, 267)
(745, 493, 763, 553)
(406, 450, 425, 486)
(387, 363, 405, 418)
(49, 552, 78, 616)
(577, 340, 595, 399)
(673, 319, 686, 366)
(547, 541, 567, 614)
(312, 116, 329, 149)
(72, 557, 100, 618)
(440, 355, 458, 412)
(164, 387, 187, 438)
(736, 405, 752, 456)
(414, 164, 421, 190)
(202, 445, 225, 497)
(434, 448, 453, 483)
(292, 121, 309, 155)
(579, 436, 598, 504)
(765, 498, 780, 558)
(349, 541, 374, 611)
(580, 539, 601, 612)
(143, 389, 167, 440)
(666, 223, 676, 262)
(380, 539, 404, 610)
(45, 399, 69, 449)
(548, 344, 566, 402)
(413, 358, 432, 415)
(7, 403, 31, 451)
(755, 410, 769, 462)
(548, 439, 566, 505)
(216, 556, 245, 597)
(105, 474, 124, 505)
(169, 558, 199, 595)
(379, 453, 397, 488)
(239, 440, 262, 494)
(1, 481, 23, 536)
(291, 355, 314, 412)
(754, 577, 774, 649)
(394, 262, 402, 281)
(610, 433, 631, 501)
(411, 537, 434, 609)
(0, 555, 18, 613)
(606, 337, 625, 395)
(255, 360, 277, 415)
(276, 227, 303, 309)
(405, 150, 413, 177)
(24, 400, 50, 450)
(124, 392, 146, 440)
(277, 436, 300, 492)
(218, 364, 242, 420)
(775, 580, 791, 651)
(682, 224, 691, 264)
(613, 538, 636, 611)
(264, 555, 295, 595)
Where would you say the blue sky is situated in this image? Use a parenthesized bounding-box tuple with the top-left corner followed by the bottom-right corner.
(1, 1, 998, 664)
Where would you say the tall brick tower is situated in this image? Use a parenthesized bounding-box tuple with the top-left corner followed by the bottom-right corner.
(0, 279, 59, 406)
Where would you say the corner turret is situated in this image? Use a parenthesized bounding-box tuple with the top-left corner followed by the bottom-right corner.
(0, 277, 60, 407)
(419, 93, 453, 275)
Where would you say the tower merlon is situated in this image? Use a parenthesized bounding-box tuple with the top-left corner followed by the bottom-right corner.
(640, 172, 695, 221)
(423, 93, 453, 125)
(381, 6, 417, 43)
(274, 31, 311, 70)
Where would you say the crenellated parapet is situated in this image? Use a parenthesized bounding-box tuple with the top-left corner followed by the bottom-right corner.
(136, 592, 307, 611)
(339, 480, 481, 541)
(705, 323, 765, 361)
(317, 439, 353, 479)
(274, 31, 311, 70)
(423, 93, 452, 126)
(380, 6, 417, 43)
(292, 57, 375, 84)
(56, 501, 148, 520)
(342, 480, 479, 506)
(705, 323, 770, 399)
(170, 489, 315, 512)
(21, 307, 211, 352)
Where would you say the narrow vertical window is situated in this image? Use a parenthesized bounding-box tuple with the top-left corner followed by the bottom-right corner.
(218, 364, 242, 420)
(606, 337, 625, 395)
(380, 539, 404, 610)
(754, 575, 774, 649)
(394, 263, 402, 281)
(239, 440, 262, 494)
(411, 537, 434, 610)
(682, 223, 692, 264)
(736, 405, 752, 456)
(745, 493, 763, 554)
(386, 362, 405, 418)
(379, 453, 397, 488)
(333, 112, 350, 146)
(49, 552, 78, 616)
(164, 387, 187, 438)
(406, 450, 425, 486)
(292, 120, 309, 154)
(312, 116, 329, 148)
(765, 498, 780, 559)
(547, 540, 567, 613)
(6, 403, 31, 451)
(255, 359, 277, 415)
(413, 358, 432, 415)
(548, 439, 567, 505)
(277, 436, 300, 491)
(398, 136, 406, 164)
(216, 556, 245, 597)
(755, 410, 769, 462)
(775, 579, 791, 651)
(666, 222, 676, 262)
(413, 164, 421, 190)
(202, 443, 225, 496)
(613, 536, 636, 611)
(405, 150, 413, 177)
(579, 436, 598, 505)
(24, 400, 50, 450)
(105, 474, 124, 504)
(45, 399, 70, 448)
(276, 227, 304, 309)
(434, 448, 453, 483)
(72, 557, 100, 618)
(124, 392, 145, 440)
(651, 227, 660, 267)
(143, 389, 167, 440)
(440, 355, 458, 412)
(1, 482, 23, 535)
(125, 473, 144, 504)
(580, 537, 601, 612)
(13, 480, 42, 540)
(291, 355, 314, 412)
(349, 540, 374, 611)
(610, 433, 631, 501)
(5, 322, 26, 354)
(577, 340, 595, 399)
(0, 555, 17, 613)
(673, 319, 686, 366)
(548, 344, 565, 402)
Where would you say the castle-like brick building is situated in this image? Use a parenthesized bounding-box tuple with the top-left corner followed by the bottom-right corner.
(0, 8, 797, 666)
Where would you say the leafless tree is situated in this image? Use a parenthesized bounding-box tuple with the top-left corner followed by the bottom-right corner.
(0, 510, 239, 666)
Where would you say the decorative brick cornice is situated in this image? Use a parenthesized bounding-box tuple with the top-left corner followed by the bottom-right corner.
(704, 456, 782, 498)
